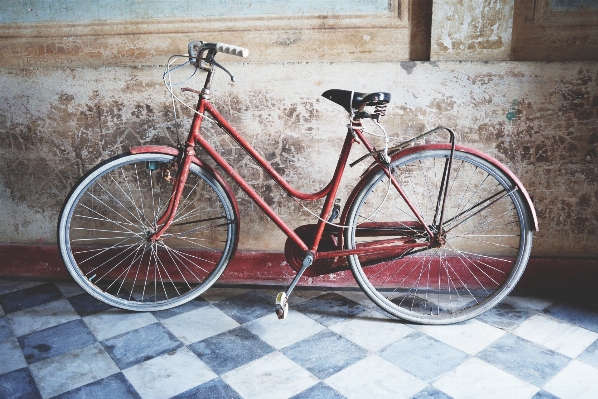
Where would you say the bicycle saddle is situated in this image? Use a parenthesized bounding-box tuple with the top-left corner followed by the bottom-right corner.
(322, 89, 391, 114)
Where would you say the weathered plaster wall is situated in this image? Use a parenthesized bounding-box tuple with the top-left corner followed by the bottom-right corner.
(1, 61, 596, 257)
(431, 0, 514, 60)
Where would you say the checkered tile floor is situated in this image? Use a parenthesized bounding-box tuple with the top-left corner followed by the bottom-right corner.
(2, 279, 598, 399)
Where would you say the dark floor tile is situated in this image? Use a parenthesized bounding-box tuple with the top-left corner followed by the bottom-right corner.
(188, 326, 274, 375)
(0, 283, 63, 313)
(53, 372, 141, 399)
(476, 301, 535, 330)
(18, 319, 96, 364)
(67, 293, 114, 317)
(411, 386, 454, 399)
(543, 300, 598, 333)
(101, 323, 183, 369)
(0, 315, 14, 342)
(295, 293, 368, 327)
(477, 333, 570, 386)
(0, 367, 42, 399)
(213, 290, 273, 324)
(171, 378, 242, 399)
(381, 332, 468, 382)
(290, 382, 346, 399)
(152, 297, 209, 321)
(530, 390, 560, 399)
(577, 338, 598, 368)
(282, 330, 367, 379)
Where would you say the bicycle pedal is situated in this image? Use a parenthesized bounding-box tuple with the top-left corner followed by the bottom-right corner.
(275, 292, 289, 320)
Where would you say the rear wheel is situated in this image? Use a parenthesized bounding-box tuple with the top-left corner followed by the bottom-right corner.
(58, 153, 238, 311)
(345, 149, 533, 324)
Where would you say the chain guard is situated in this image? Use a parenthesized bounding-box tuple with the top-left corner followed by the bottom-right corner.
(284, 224, 340, 277)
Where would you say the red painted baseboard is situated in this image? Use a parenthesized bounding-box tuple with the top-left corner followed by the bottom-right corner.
(0, 244, 596, 294)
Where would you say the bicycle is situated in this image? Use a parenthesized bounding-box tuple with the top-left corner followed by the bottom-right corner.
(57, 41, 538, 324)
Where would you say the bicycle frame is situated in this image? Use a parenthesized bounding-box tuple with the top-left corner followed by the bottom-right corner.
(150, 94, 435, 261)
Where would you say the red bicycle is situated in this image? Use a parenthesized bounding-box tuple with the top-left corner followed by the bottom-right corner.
(58, 41, 538, 324)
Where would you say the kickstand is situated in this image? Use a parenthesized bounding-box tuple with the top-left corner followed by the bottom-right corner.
(275, 252, 314, 319)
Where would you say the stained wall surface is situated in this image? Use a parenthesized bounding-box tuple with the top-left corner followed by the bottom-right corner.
(0, 0, 596, 277)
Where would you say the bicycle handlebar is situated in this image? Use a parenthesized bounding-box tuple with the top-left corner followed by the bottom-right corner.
(188, 41, 249, 62)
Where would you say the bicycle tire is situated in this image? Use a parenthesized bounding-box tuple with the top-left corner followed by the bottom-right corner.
(58, 152, 238, 311)
(345, 148, 533, 324)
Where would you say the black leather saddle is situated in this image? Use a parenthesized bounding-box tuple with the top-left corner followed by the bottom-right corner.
(322, 89, 391, 114)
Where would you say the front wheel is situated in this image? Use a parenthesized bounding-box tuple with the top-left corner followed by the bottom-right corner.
(345, 149, 533, 324)
(58, 152, 238, 311)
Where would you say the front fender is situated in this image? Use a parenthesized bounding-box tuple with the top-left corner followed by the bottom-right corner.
(129, 145, 241, 250)
(340, 143, 538, 232)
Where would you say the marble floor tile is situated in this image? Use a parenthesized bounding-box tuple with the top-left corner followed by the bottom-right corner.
(381, 331, 468, 382)
(8, 298, 79, 337)
(433, 358, 538, 399)
(83, 308, 157, 341)
(543, 360, 598, 399)
(53, 372, 141, 399)
(330, 309, 414, 352)
(0, 314, 13, 341)
(188, 327, 274, 375)
(171, 378, 242, 399)
(290, 382, 345, 399)
(160, 305, 239, 345)
(295, 293, 368, 327)
(123, 346, 216, 399)
(0, 303, 4, 316)
(29, 342, 119, 398)
(325, 355, 427, 399)
(336, 290, 379, 310)
(282, 330, 367, 379)
(67, 293, 114, 317)
(411, 386, 454, 399)
(502, 295, 554, 312)
(531, 390, 561, 399)
(222, 351, 318, 399)
(0, 337, 27, 375)
(213, 290, 274, 324)
(0, 280, 44, 296)
(151, 297, 209, 320)
(475, 301, 535, 330)
(0, 367, 42, 399)
(18, 319, 96, 364)
(543, 300, 598, 333)
(101, 323, 183, 369)
(244, 311, 326, 350)
(512, 313, 598, 357)
(577, 338, 598, 369)
(477, 333, 570, 386)
(199, 287, 251, 304)
(415, 319, 505, 355)
(54, 282, 85, 299)
(0, 283, 63, 314)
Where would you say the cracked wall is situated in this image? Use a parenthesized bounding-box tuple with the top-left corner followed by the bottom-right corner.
(0, 61, 596, 257)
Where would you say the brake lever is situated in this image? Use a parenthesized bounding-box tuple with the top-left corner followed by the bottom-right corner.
(212, 59, 236, 82)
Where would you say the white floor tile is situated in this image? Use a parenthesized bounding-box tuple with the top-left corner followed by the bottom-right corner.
(83, 309, 157, 341)
(512, 314, 598, 358)
(433, 358, 539, 399)
(54, 282, 85, 298)
(8, 298, 79, 336)
(415, 319, 505, 355)
(222, 351, 318, 399)
(0, 337, 27, 375)
(29, 342, 119, 399)
(245, 311, 325, 350)
(160, 305, 239, 345)
(543, 360, 598, 399)
(123, 346, 217, 399)
(337, 290, 378, 309)
(330, 309, 415, 352)
(325, 355, 427, 399)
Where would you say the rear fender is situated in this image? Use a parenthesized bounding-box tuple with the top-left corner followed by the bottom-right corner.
(129, 145, 241, 251)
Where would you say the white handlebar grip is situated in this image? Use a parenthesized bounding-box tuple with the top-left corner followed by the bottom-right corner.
(215, 43, 249, 58)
